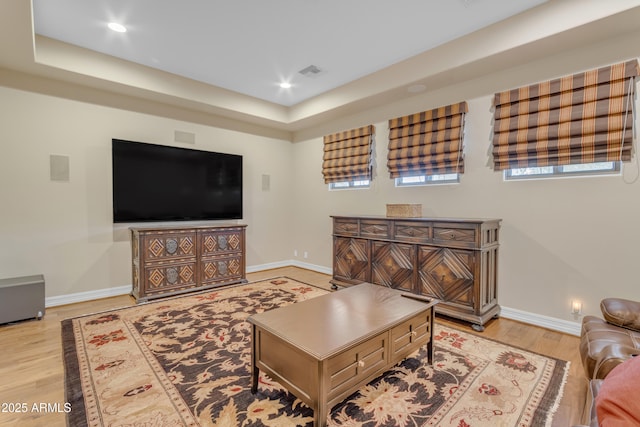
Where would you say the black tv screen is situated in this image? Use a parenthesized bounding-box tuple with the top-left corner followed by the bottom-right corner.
(112, 139, 242, 223)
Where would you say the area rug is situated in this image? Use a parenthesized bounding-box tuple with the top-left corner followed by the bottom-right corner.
(62, 277, 569, 427)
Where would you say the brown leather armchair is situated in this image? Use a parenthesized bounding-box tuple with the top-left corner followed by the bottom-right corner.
(577, 298, 640, 426)
(580, 298, 640, 379)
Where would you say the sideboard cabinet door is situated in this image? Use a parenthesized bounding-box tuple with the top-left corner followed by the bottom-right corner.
(199, 228, 245, 285)
(417, 246, 475, 310)
(371, 241, 415, 293)
(333, 236, 370, 285)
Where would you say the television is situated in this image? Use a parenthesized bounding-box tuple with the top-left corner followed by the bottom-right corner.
(112, 139, 242, 223)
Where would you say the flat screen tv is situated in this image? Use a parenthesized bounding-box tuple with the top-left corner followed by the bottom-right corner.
(112, 139, 242, 223)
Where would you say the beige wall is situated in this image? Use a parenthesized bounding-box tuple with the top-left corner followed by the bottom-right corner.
(0, 86, 293, 298)
(301, 33, 636, 333)
(291, 87, 640, 328)
(1, 20, 640, 328)
(287, 29, 640, 327)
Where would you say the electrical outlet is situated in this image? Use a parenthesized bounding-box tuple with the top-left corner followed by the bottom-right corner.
(303, 251, 308, 259)
(294, 249, 298, 257)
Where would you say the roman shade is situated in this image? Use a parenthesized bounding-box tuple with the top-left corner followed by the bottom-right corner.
(491, 60, 639, 171)
(387, 102, 467, 178)
(322, 125, 374, 184)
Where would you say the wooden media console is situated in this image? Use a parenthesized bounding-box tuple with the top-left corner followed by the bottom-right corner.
(130, 224, 247, 302)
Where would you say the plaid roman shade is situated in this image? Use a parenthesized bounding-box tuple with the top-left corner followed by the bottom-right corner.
(387, 102, 467, 178)
(322, 125, 374, 184)
(491, 60, 639, 171)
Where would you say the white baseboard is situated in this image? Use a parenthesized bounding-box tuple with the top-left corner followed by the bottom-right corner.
(45, 262, 583, 336)
(47, 261, 332, 308)
(247, 259, 332, 275)
(46, 285, 131, 308)
(499, 306, 582, 336)
(289, 260, 333, 275)
(246, 260, 292, 273)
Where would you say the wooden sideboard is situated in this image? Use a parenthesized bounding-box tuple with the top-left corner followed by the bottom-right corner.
(331, 215, 501, 331)
(130, 224, 247, 302)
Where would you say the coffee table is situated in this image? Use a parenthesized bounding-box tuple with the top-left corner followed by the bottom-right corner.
(248, 282, 437, 426)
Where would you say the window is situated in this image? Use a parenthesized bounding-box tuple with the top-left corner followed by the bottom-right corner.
(322, 125, 374, 186)
(491, 60, 638, 175)
(387, 102, 467, 179)
(329, 179, 371, 190)
(395, 173, 459, 186)
(504, 161, 620, 180)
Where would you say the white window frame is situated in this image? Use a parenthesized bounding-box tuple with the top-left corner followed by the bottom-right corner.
(395, 173, 460, 187)
(503, 161, 621, 180)
(329, 179, 371, 190)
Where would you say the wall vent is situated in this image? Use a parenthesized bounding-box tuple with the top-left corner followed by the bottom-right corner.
(298, 65, 325, 78)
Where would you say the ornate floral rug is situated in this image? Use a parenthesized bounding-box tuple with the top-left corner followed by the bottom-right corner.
(62, 277, 568, 427)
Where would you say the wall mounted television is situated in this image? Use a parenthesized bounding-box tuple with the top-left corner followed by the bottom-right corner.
(112, 139, 243, 223)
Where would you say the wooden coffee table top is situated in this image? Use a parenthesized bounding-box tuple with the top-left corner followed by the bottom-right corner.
(248, 282, 437, 360)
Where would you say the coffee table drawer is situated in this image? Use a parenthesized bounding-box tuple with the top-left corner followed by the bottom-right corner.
(327, 332, 388, 398)
(391, 311, 432, 364)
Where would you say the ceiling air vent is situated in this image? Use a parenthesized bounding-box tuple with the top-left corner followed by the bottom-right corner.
(298, 65, 325, 78)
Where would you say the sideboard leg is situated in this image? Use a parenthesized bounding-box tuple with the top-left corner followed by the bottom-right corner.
(471, 323, 485, 332)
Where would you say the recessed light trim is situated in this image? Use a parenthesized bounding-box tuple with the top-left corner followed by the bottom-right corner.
(108, 22, 127, 33)
(279, 82, 292, 89)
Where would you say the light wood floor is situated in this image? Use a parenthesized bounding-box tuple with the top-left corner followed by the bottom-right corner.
(0, 267, 586, 426)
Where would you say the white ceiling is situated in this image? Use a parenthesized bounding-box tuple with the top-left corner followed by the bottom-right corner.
(2, 1, 640, 137)
(32, 0, 548, 107)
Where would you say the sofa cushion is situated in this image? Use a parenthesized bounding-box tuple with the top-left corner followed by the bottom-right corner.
(595, 355, 640, 426)
(601, 298, 640, 331)
(580, 316, 640, 379)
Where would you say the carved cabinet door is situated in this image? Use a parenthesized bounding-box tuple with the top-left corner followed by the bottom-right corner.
(199, 229, 244, 284)
(417, 246, 475, 309)
(371, 241, 415, 292)
(333, 237, 369, 284)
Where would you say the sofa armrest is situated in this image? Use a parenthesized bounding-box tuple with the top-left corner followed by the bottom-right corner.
(600, 298, 640, 331)
(592, 344, 639, 379)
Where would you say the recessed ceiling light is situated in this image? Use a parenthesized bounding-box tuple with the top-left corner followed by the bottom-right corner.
(108, 22, 127, 33)
(279, 82, 292, 89)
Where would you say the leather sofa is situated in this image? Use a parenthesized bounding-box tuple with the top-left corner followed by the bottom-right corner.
(577, 298, 640, 426)
(580, 298, 640, 379)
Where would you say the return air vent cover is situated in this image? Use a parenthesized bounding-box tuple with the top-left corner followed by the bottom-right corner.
(298, 65, 325, 78)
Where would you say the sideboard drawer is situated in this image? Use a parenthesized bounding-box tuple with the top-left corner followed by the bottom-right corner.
(199, 229, 244, 256)
(200, 256, 244, 284)
(327, 332, 388, 399)
(143, 231, 196, 261)
(393, 221, 432, 244)
(334, 218, 360, 236)
(433, 224, 477, 249)
(360, 220, 390, 239)
(143, 261, 197, 294)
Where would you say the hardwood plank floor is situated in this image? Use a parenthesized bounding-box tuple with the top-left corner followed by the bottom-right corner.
(0, 267, 586, 426)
